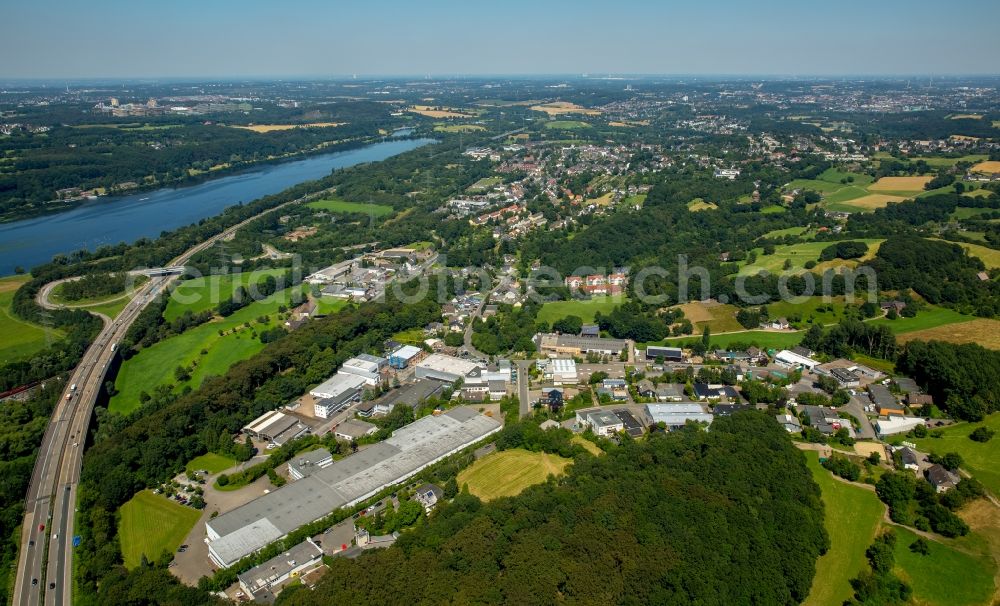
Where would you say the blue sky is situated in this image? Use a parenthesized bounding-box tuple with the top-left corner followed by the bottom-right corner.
(2, 0, 999, 78)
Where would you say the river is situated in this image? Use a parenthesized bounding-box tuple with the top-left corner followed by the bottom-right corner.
(0, 135, 433, 275)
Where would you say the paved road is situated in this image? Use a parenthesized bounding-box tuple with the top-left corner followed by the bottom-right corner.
(516, 360, 533, 418)
(842, 396, 877, 440)
(14, 191, 324, 606)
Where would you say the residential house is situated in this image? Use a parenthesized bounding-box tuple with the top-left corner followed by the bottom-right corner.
(925, 464, 959, 493)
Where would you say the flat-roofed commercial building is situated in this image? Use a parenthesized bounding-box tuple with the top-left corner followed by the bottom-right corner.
(313, 387, 361, 420)
(535, 358, 578, 384)
(206, 408, 501, 567)
(338, 354, 387, 386)
(415, 354, 481, 383)
(646, 403, 714, 429)
(242, 410, 310, 445)
(388, 345, 422, 369)
(537, 333, 627, 357)
(237, 538, 323, 598)
(288, 448, 334, 481)
(309, 372, 368, 401)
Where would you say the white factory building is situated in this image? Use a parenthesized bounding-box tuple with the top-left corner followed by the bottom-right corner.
(535, 358, 578, 384)
(337, 354, 387, 386)
(206, 408, 501, 567)
(309, 372, 368, 401)
(774, 349, 819, 371)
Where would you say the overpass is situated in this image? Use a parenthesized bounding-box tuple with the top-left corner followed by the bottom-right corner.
(13, 189, 325, 606)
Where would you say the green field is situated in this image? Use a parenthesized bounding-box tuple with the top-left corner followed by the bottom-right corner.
(803, 452, 885, 606)
(739, 239, 883, 276)
(572, 436, 603, 456)
(0, 275, 63, 364)
(655, 329, 803, 351)
(306, 198, 394, 216)
(544, 120, 589, 130)
(457, 448, 571, 501)
(537, 295, 625, 325)
(891, 526, 995, 606)
(760, 204, 787, 214)
(467, 176, 503, 192)
(622, 193, 647, 207)
(912, 413, 1000, 496)
(953, 241, 1000, 269)
(687, 197, 718, 212)
(766, 296, 849, 327)
(314, 298, 351, 315)
(165, 269, 289, 321)
(185, 452, 237, 474)
(111, 283, 307, 414)
(762, 226, 813, 239)
(869, 304, 973, 334)
(118, 490, 201, 568)
(953, 206, 999, 220)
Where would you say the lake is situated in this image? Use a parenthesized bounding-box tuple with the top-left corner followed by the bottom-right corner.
(0, 137, 435, 275)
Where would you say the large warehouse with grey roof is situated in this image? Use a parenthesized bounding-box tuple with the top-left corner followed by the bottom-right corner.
(206, 408, 501, 567)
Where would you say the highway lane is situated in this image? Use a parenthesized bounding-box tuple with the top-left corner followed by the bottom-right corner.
(15, 188, 331, 606)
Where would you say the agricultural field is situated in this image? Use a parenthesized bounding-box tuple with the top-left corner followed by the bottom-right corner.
(687, 197, 718, 212)
(869, 304, 973, 334)
(456, 448, 571, 501)
(118, 490, 201, 568)
(896, 318, 1000, 350)
(0, 275, 63, 364)
(673, 300, 742, 332)
(111, 282, 308, 414)
(739, 239, 882, 276)
(868, 175, 933, 193)
(433, 124, 485, 133)
(306, 198, 395, 216)
(407, 105, 475, 118)
(891, 525, 996, 606)
(912, 154, 988, 168)
(544, 120, 590, 130)
(588, 192, 615, 206)
(185, 452, 237, 475)
(827, 193, 906, 212)
(529, 101, 602, 116)
(537, 295, 625, 325)
(912, 413, 1000, 496)
(802, 452, 885, 606)
(231, 122, 343, 132)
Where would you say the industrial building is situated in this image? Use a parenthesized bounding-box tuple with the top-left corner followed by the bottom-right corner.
(337, 354, 387, 386)
(206, 408, 501, 567)
(644, 346, 684, 362)
(774, 349, 819, 370)
(368, 378, 450, 415)
(535, 358, 578, 384)
(334, 418, 378, 441)
(309, 372, 368, 401)
(536, 333, 628, 357)
(875, 415, 926, 438)
(646, 403, 714, 429)
(288, 448, 334, 481)
(415, 353, 481, 383)
(388, 345, 422, 369)
(242, 410, 310, 445)
(577, 409, 624, 436)
(313, 387, 361, 420)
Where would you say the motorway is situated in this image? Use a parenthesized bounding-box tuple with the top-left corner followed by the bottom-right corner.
(13, 191, 325, 606)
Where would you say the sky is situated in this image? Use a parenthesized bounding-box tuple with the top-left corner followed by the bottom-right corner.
(2, 0, 999, 79)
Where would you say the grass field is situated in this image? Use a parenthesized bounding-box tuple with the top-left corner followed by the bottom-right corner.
(537, 295, 625, 325)
(952, 206, 998, 220)
(687, 197, 718, 211)
(544, 120, 590, 130)
(165, 269, 290, 321)
(912, 414, 1000, 496)
(739, 239, 882, 276)
(457, 448, 571, 501)
(185, 452, 237, 474)
(896, 318, 1000, 349)
(530, 101, 602, 116)
(434, 124, 486, 133)
(827, 194, 906, 213)
(952, 241, 1000, 269)
(762, 226, 812, 239)
(868, 304, 973, 334)
(112, 282, 307, 414)
(467, 176, 503, 192)
(891, 525, 995, 606)
(972, 160, 1000, 174)
(572, 436, 603, 455)
(766, 296, 849, 327)
(119, 490, 201, 568)
(232, 122, 343, 132)
(803, 452, 885, 606)
(622, 193, 647, 207)
(0, 275, 63, 364)
(314, 298, 350, 315)
(913, 154, 988, 168)
(674, 301, 742, 332)
(868, 176, 933, 192)
(306, 198, 394, 216)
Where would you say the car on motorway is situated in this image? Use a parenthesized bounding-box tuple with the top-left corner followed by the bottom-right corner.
(32, 578, 37, 586)
(38, 524, 44, 532)
(70, 383, 77, 391)
(49, 582, 55, 589)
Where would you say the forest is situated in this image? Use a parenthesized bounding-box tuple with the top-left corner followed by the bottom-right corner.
(275, 412, 828, 606)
